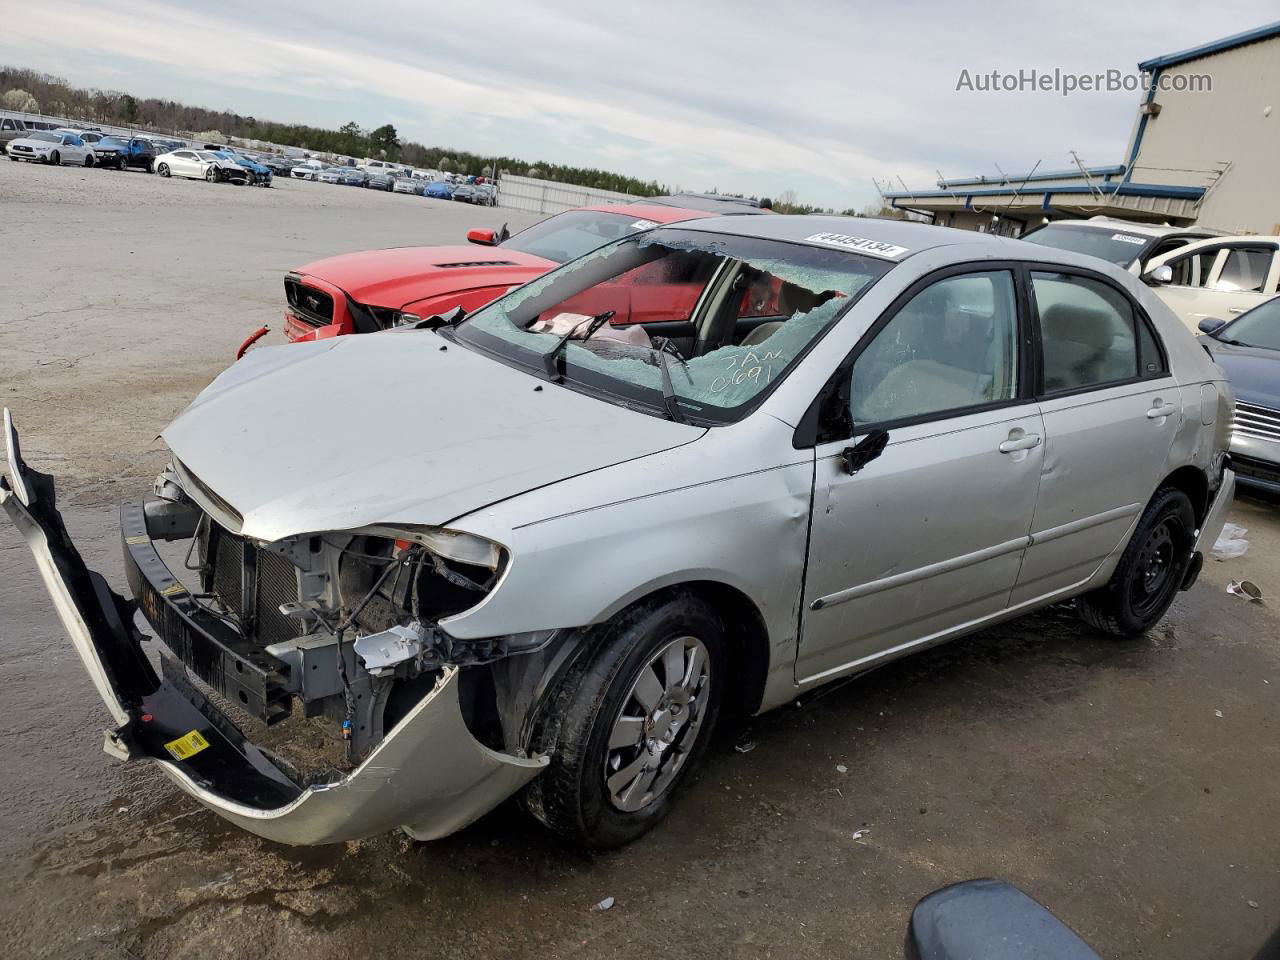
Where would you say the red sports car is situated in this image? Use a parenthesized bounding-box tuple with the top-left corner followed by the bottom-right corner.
(281, 195, 769, 343)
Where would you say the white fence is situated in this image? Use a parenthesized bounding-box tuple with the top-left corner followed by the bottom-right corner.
(496, 174, 643, 215)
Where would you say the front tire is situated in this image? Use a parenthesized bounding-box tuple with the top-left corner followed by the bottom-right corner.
(83, 153, 94, 167)
(1077, 486, 1195, 637)
(49, 150, 60, 166)
(524, 592, 725, 849)
(206, 166, 218, 183)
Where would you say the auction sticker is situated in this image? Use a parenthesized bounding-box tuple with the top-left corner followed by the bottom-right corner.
(805, 233, 909, 259)
(164, 730, 211, 761)
(631, 219, 659, 230)
(1112, 233, 1146, 245)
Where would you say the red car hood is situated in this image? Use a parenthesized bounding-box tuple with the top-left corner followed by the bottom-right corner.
(295, 245, 557, 308)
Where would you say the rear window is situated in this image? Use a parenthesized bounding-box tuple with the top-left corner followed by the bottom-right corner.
(1022, 224, 1153, 268)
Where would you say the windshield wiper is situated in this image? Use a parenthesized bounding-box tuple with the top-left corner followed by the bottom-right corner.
(541, 310, 615, 382)
(650, 341, 687, 424)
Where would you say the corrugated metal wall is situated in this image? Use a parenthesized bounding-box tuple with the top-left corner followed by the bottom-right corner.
(495, 174, 643, 214)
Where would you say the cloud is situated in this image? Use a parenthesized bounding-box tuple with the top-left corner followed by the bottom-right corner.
(2, 0, 1276, 208)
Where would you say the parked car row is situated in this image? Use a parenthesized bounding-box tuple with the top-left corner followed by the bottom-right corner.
(294, 163, 498, 204)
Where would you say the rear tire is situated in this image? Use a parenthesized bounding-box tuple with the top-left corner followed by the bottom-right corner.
(524, 592, 725, 849)
(1077, 486, 1195, 637)
(157, 163, 170, 177)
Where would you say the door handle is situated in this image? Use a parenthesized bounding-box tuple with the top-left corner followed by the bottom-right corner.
(1147, 400, 1174, 419)
(998, 434, 1042, 454)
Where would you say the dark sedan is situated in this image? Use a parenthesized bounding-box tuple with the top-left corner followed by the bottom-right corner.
(1200, 300, 1280, 493)
(339, 167, 370, 187)
(366, 172, 397, 191)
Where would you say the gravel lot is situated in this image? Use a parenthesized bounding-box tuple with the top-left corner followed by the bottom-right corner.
(2, 157, 1280, 960)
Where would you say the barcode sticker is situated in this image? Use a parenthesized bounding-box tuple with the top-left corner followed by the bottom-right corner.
(164, 730, 211, 761)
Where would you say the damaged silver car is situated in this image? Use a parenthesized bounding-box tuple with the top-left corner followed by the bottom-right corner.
(2, 216, 1235, 849)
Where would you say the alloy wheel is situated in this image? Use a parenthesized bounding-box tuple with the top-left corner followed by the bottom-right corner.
(604, 635, 711, 813)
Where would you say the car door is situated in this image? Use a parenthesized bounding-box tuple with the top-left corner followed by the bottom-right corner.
(174, 151, 198, 177)
(1010, 268, 1180, 606)
(1151, 240, 1280, 330)
(795, 266, 1045, 685)
(60, 134, 83, 162)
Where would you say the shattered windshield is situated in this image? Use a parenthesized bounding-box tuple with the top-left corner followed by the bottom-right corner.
(501, 210, 670, 264)
(453, 229, 890, 424)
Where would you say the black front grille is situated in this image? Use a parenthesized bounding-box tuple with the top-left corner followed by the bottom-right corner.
(1234, 454, 1280, 488)
(284, 278, 334, 325)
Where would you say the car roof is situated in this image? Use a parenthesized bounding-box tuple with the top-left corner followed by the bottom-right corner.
(659, 214, 1165, 274)
(1040, 217, 1220, 239)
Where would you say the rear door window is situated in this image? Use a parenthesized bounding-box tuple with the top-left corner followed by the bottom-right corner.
(1032, 272, 1164, 393)
(1214, 247, 1274, 293)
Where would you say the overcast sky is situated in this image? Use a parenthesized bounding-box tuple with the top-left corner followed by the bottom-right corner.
(3, 1, 1276, 208)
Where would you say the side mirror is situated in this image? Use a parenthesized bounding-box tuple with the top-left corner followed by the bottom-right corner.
(1143, 264, 1173, 286)
(1197, 317, 1227, 335)
(466, 228, 497, 246)
(840, 429, 888, 475)
(905, 879, 1102, 960)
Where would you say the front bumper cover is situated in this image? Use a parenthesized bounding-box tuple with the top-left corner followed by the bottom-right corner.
(1, 411, 547, 845)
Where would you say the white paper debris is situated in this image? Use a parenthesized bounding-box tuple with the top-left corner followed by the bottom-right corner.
(852, 828, 871, 842)
(595, 897, 615, 911)
(1213, 524, 1249, 559)
(1214, 709, 1224, 718)
(836, 764, 848, 774)
(734, 741, 757, 754)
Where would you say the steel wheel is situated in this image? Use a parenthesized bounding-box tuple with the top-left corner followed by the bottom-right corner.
(1126, 514, 1184, 619)
(605, 635, 711, 813)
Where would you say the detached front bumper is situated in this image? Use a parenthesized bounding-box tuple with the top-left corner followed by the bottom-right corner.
(1, 412, 546, 845)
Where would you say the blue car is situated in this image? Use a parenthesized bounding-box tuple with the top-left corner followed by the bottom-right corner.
(214, 150, 273, 187)
(424, 180, 454, 199)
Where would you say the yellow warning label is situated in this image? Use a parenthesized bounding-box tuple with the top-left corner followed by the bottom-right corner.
(159, 583, 187, 596)
(125, 535, 149, 545)
(163, 730, 211, 761)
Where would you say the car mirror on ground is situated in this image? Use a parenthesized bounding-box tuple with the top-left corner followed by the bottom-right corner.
(1143, 264, 1174, 286)
(467, 228, 497, 246)
(905, 879, 1103, 960)
(1197, 316, 1228, 335)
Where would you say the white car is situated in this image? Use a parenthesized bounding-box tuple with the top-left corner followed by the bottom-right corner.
(291, 161, 324, 181)
(6, 130, 95, 166)
(1143, 235, 1280, 330)
(1022, 216, 1218, 276)
(153, 149, 248, 184)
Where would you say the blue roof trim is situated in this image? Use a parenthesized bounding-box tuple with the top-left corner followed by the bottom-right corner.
(884, 183, 1205, 201)
(1138, 20, 1280, 71)
(938, 165, 1125, 188)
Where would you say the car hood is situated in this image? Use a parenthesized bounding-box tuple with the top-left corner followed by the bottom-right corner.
(294, 245, 557, 309)
(162, 331, 701, 542)
(1202, 339, 1280, 408)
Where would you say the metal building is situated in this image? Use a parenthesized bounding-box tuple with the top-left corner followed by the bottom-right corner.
(884, 21, 1280, 236)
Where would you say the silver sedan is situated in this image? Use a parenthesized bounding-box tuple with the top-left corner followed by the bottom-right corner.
(2, 216, 1234, 850)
